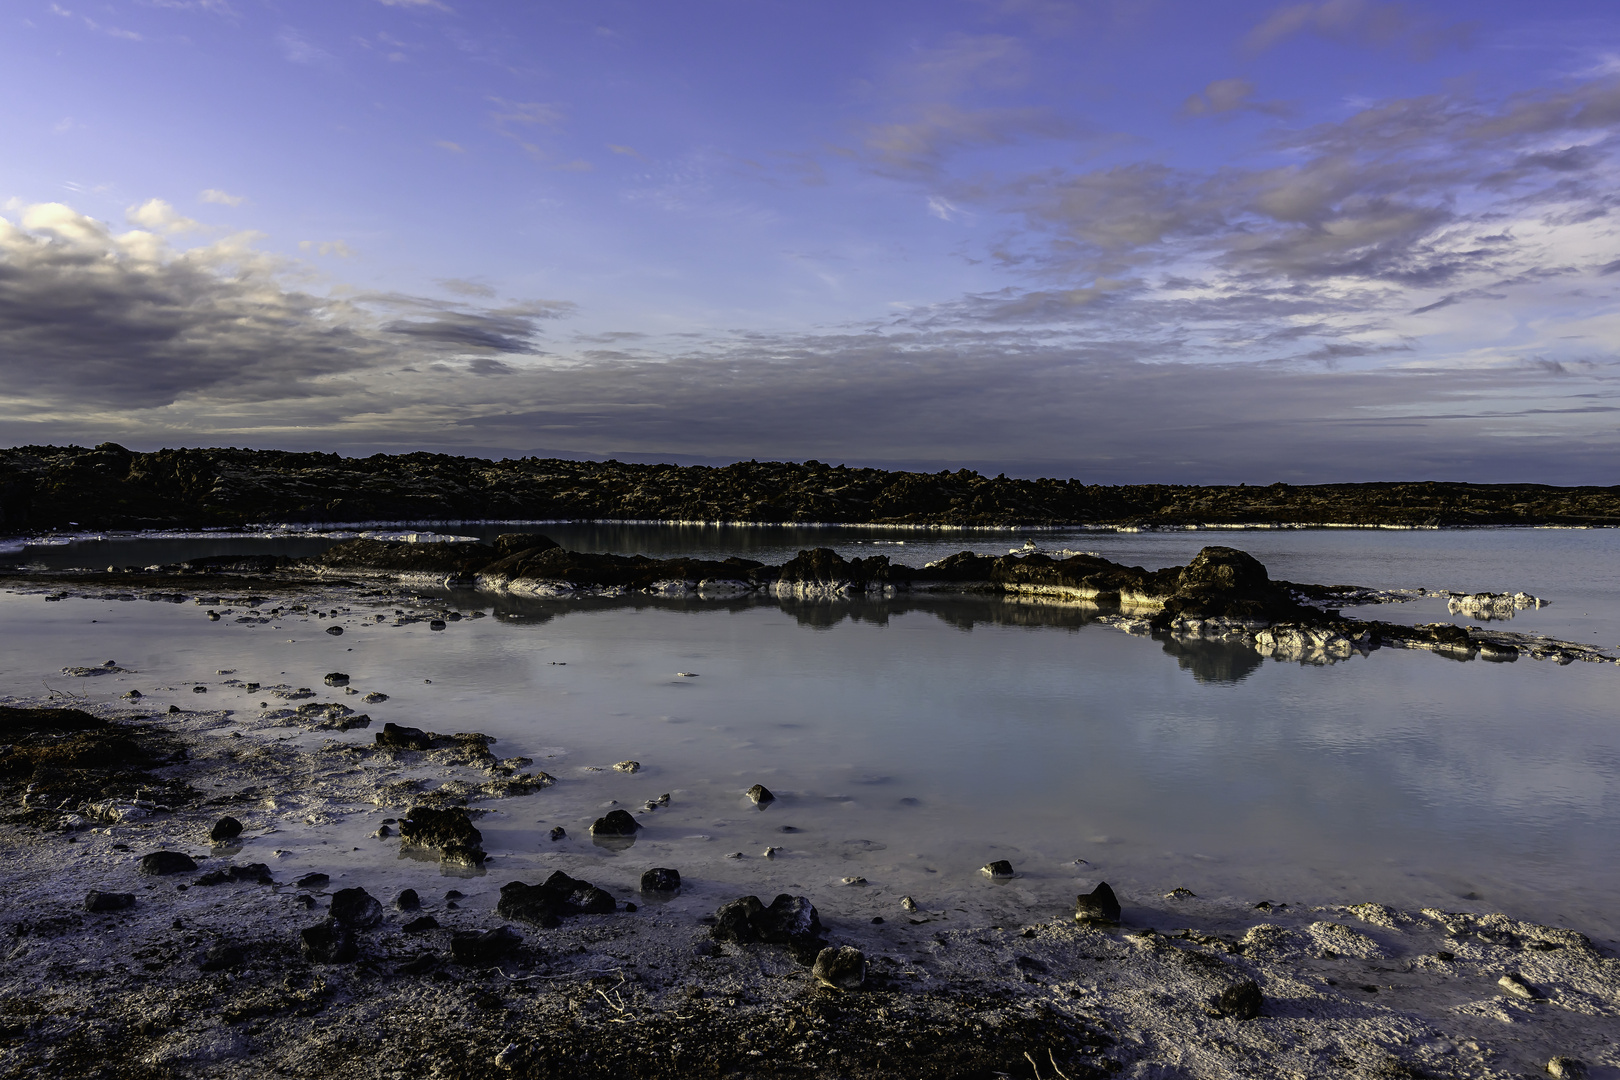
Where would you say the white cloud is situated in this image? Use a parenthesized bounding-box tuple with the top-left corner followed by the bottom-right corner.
(299, 239, 355, 258)
(377, 0, 451, 9)
(126, 198, 202, 234)
(200, 189, 245, 207)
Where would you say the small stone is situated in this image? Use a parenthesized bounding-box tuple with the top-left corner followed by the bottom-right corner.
(1217, 979, 1263, 1020)
(495, 1041, 536, 1073)
(326, 626, 344, 636)
(138, 851, 197, 876)
(122, 690, 142, 700)
(1165, 886, 1197, 899)
(209, 816, 244, 842)
(168, 705, 181, 713)
(745, 784, 774, 805)
(299, 921, 357, 963)
(612, 760, 640, 773)
(640, 868, 681, 894)
(549, 826, 566, 841)
(1548, 1056, 1588, 1079)
(840, 876, 867, 886)
(1075, 882, 1122, 924)
(1498, 973, 1539, 1000)
(363, 692, 388, 704)
(296, 873, 331, 890)
(900, 896, 917, 912)
(197, 943, 245, 972)
(323, 672, 350, 687)
(194, 863, 274, 886)
(374, 825, 392, 838)
(812, 946, 867, 990)
(981, 860, 1015, 879)
(403, 915, 440, 933)
(763, 846, 778, 859)
(191, 686, 207, 694)
(429, 620, 446, 631)
(451, 926, 522, 965)
(329, 887, 384, 929)
(656, 793, 671, 805)
(589, 809, 640, 836)
(394, 889, 420, 911)
(84, 890, 136, 913)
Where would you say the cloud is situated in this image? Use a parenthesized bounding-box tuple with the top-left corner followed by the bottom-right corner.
(126, 199, 201, 234)
(299, 240, 355, 258)
(435, 140, 465, 153)
(277, 28, 337, 68)
(1182, 79, 1290, 118)
(438, 278, 496, 298)
(377, 0, 451, 9)
(1245, 0, 1474, 59)
(199, 189, 245, 207)
(0, 202, 570, 415)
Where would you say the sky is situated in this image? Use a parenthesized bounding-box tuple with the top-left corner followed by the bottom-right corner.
(2, 0, 1619, 483)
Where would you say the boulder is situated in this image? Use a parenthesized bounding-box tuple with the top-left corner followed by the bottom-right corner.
(712, 893, 823, 949)
(812, 946, 867, 990)
(376, 723, 435, 751)
(399, 805, 486, 864)
(1217, 979, 1263, 1020)
(589, 809, 640, 837)
(208, 816, 244, 842)
(1074, 882, 1121, 925)
(745, 784, 775, 805)
(84, 890, 135, 913)
(497, 872, 618, 928)
(640, 868, 681, 894)
(329, 887, 384, 929)
(394, 889, 420, 911)
(137, 851, 197, 876)
(300, 921, 357, 963)
(323, 672, 350, 687)
(451, 926, 522, 965)
(981, 860, 1014, 878)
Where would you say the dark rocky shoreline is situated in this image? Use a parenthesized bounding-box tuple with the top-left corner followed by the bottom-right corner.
(3, 443, 1618, 533)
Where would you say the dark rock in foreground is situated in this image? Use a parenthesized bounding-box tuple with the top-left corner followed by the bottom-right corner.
(451, 926, 521, 965)
(84, 890, 135, 913)
(329, 887, 384, 929)
(399, 807, 485, 865)
(589, 809, 640, 837)
(208, 816, 243, 842)
(812, 946, 868, 990)
(712, 894, 824, 958)
(640, 868, 681, 894)
(299, 921, 357, 964)
(137, 851, 197, 876)
(498, 872, 617, 928)
(1075, 882, 1121, 925)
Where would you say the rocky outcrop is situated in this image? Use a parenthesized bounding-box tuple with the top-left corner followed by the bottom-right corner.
(4, 444, 1619, 533)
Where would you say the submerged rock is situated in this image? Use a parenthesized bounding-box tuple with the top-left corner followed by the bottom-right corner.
(1075, 882, 1121, 925)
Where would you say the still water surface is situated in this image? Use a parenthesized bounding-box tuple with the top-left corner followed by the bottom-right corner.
(3, 525, 1616, 939)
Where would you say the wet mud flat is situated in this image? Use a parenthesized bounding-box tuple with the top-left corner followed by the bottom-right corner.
(3, 703, 1618, 1080)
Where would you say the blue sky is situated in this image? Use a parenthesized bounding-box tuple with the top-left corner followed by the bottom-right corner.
(3, 1, 1619, 482)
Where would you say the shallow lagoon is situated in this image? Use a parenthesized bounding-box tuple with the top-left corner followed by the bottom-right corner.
(3, 526, 1617, 942)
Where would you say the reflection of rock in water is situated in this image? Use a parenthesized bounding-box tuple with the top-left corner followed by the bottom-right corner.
(1157, 635, 1264, 684)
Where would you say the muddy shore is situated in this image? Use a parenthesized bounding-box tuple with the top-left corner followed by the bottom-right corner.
(3, 696, 1617, 1080)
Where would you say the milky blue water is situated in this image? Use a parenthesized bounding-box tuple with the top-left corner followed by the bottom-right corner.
(3, 525, 1617, 940)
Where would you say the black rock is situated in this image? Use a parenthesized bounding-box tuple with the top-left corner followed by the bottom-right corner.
(394, 888, 421, 911)
(812, 945, 867, 990)
(194, 863, 273, 886)
(168, 705, 180, 713)
(376, 722, 435, 751)
(1218, 979, 1263, 1021)
(325, 626, 343, 636)
(451, 926, 521, 965)
(208, 816, 244, 842)
(981, 860, 1015, 878)
(323, 672, 350, 686)
(493, 533, 560, 557)
(294, 894, 316, 909)
(137, 851, 197, 876)
(399, 805, 486, 864)
(403, 915, 441, 933)
(745, 784, 775, 805)
(589, 809, 640, 836)
(329, 887, 384, 929)
(498, 871, 618, 928)
(712, 893, 823, 949)
(300, 921, 357, 963)
(1074, 882, 1121, 925)
(429, 620, 447, 631)
(640, 868, 681, 894)
(197, 943, 245, 972)
(84, 890, 135, 913)
(296, 872, 331, 890)
(548, 826, 566, 841)
(363, 692, 388, 704)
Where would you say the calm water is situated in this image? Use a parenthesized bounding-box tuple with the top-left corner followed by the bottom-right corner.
(3, 525, 1617, 940)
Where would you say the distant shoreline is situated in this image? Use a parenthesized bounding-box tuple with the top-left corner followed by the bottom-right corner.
(3, 443, 1618, 535)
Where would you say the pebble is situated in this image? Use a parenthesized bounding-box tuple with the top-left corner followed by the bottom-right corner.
(394, 889, 421, 911)
(1165, 887, 1197, 899)
(403, 915, 440, 933)
(325, 626, 344, 636)
(840, 876, 867, 886)
(1498, 973, 1539, 1000)
(589, 810, 641, 837)
(295, 873, 331, 890)
(613, 760, 640, 773)
(549, 827, 566, 841)
(1217, 979, 1263, 1020)
(209, 816, 244, 842)
(981, 860, 1015, 879)
(745, 784, 775, 805)
(429, 620, 446, 631)
(1548, 1056, 1588, 1079)
(900, 896, 917, 912)
(1075, 882, 1122, 924)
(762, 846, 779, 858)
(138, 851, 197, 876)
(323, 672, 350, 687)
(640, 868, 682, 894)
(84, 890, 136, 913)
(363, 692, 388, 704)
(329, 887, 384, 929)
(299, 921, 357, 964)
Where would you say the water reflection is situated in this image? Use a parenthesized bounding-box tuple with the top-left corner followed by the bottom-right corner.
(1156, 634, 1264, 685)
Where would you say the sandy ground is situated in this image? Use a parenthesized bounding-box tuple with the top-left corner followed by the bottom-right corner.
(2, 693, 1618, 1080)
